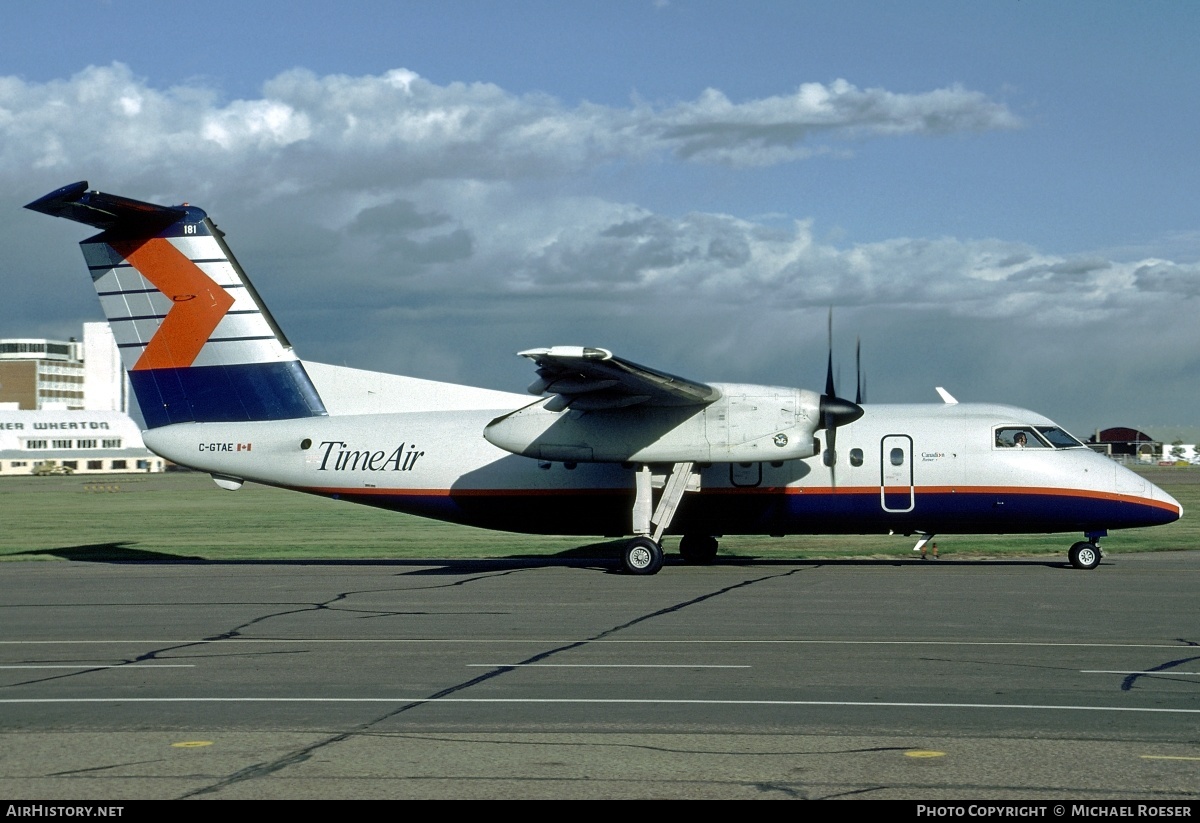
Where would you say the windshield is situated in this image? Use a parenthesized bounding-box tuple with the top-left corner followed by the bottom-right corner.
(995, 426, 1047, 448)
(1036, 426, 1085, 449)
(994, 425, 1086, 450)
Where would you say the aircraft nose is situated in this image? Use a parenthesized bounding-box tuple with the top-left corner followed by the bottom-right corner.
(1151, 482, 1183, 522)
(1112, 461, 1182, 526)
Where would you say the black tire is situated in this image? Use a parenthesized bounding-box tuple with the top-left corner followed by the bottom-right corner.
(623, 537, 664, 575)
(1068, 541, 1101, 570)
(679, 534, 718, 564)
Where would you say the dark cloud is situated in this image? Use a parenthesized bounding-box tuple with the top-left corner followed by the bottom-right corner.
(1134, 261, 1200, 296)
(654, 81, 1022, 167)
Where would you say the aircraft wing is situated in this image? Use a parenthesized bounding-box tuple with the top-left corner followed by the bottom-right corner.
(519, 346, 721, 411)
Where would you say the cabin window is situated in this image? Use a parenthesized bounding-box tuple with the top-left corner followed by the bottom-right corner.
(850, 448, 864, 467)
(890, 447, 905, 466)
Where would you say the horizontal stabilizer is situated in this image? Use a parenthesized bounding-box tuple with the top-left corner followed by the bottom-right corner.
(25, 181, 190, 233)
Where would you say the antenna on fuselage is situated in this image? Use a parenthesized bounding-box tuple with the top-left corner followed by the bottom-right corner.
(936, 386, 958, 405)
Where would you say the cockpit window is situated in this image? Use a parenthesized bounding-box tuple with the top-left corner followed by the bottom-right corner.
(994, 425, 1085, 450)
(1035, 426, 1085, 448)
(994, 426, 1048, 449)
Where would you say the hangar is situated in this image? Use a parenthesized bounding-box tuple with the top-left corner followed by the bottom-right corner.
(1087, 426, 1199, 464)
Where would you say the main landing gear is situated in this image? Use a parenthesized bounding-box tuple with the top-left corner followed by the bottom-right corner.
(678, 533, 719, 564)
(621, 462, 712, 574)
(622, 536, 665, 575)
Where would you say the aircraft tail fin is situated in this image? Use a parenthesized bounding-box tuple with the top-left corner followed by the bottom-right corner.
(26, 182, 327, 428)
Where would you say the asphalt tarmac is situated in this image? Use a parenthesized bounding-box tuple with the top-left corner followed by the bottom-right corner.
(1, 552, 1198, 800)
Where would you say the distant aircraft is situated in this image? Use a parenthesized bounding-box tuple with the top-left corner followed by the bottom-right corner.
(26, 182, 1182, 574)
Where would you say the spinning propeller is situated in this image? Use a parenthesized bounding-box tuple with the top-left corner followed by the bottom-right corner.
(817, 309, 865, 483)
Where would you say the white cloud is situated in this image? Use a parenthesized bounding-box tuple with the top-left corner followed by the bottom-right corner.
(0, 64, 1021, 184)
(1, 64, 1194, 432)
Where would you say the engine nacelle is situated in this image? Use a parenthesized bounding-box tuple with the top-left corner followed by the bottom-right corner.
(484, 383, 822, 463)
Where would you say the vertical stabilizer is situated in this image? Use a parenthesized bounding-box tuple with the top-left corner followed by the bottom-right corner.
(26, 182, 327, 427)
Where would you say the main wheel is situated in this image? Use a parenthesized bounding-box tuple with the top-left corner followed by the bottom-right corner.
(623, 537, 665, 575)
(1068, 541, 1102, 570)
(679, 534, 718, 565)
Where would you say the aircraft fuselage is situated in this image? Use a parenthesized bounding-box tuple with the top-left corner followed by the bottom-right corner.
(144, 395, 1180, 539)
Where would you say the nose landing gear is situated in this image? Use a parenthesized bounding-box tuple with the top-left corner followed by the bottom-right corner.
(1068, 539, 1103, 570)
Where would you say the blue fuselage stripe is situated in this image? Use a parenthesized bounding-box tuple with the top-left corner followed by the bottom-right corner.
(293, 487, 1177, 537)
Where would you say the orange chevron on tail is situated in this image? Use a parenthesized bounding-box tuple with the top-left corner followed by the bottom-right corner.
(110, 237, 236, 371)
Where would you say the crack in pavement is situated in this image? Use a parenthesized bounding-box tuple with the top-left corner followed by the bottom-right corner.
(180, 566, 808, 798)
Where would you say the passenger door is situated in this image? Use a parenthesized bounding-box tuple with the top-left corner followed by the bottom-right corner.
(880, 434, 914, 513)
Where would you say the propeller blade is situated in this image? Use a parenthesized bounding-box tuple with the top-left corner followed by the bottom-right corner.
(825, 308, 835, 399)
(818, 309, 865, 486)
(823, 409, 837, 461)
(855, 336, 862, 405)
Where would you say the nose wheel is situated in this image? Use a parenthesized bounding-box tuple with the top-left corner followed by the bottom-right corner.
(1068, 541, 1102, 570)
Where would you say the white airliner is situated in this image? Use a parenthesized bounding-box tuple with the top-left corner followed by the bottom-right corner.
(26, 182, 1182, 574)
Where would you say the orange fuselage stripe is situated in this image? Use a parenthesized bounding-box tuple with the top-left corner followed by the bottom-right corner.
(295, 484, 1178, 513)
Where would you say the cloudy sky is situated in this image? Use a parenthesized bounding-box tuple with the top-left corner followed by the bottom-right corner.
(3, 0, 1198, 437)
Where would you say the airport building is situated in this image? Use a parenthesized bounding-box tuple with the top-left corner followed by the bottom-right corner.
(0, 323, 129, 413)
(0, 323, 160, 475)
(0, 337, 86, 410)
(0, 409, 164, 475)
